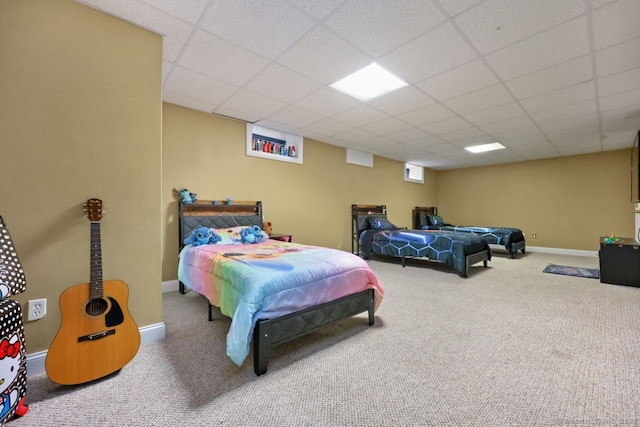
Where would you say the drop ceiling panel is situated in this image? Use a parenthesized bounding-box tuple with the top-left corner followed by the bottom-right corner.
(276, 25, 372, 84)
(200, 0, 317, 59)
(443, 84, 514, 115)
(164, 67, 238, 105)
(453, 0, 585, 54)
(416, 59, 499, 102)
(505, 55, 593, 99)
(386, 128, 432, 144)
(539, 114, 599, 133)
(592, 0, 640, 50)
(596, 37, 640, 77)
(598, 67, 640, 97)
(599, 87, 640, 112)
(398, 104, 457, 127)
(361, 117, 414, 136)
(179, 30, 270, 86)
(324, 0, 446, 57)
(478, 115, 535, 135)
(300, 118, 354, 137)
(333, 128, 378, 143)
(464, 102, 527, 126)
(293, 87, 361, 117)
(438, 0, 485, 17)
(266, 105, 324, 129)
(244, 64, 323, 104)
(379, 23, 478, 83)
(287, 0, 345, 20)
(219, 88, 286, 118)
(420, 117, 473, 135)
(141, 0, 210, 24)
(520, 82, 596, 114)
(332, 104, 390, 127)
(367, 86, 435, 116)
(530, 100, 598, 125)
(163, 92, 217, 114)
(486, 17, 589, 81)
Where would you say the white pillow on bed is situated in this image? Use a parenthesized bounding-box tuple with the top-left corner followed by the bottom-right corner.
(212, 226, 269, 245)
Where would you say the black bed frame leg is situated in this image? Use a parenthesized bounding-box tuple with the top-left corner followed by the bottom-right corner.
(253, 320, 271, 376)
(208, 303, 215, 321)
(367, 289, 375, 326)
(179, 281, 185, 294)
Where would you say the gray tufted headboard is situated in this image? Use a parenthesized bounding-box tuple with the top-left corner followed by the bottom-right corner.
(179, 200, 263, 248)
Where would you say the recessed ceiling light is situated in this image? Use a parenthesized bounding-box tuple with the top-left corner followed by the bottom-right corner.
(330, 63, 408, 101)
(465, 142, 506, 153)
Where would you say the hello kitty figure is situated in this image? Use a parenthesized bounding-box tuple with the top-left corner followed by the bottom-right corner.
(0, 334, 21, 419)
(0, 263, 10, 299)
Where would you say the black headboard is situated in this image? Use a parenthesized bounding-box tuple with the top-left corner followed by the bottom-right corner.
(351, 204, 386, 254)
(179, 200, 263, 249)
(413, 206, 437, 229)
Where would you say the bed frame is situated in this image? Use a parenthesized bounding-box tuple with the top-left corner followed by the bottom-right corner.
(352, 204, 489, 276)
(178, 200, 375, 375)
(413, 206, 526, 258)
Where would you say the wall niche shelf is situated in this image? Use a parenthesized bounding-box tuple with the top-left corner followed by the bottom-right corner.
(246, 123, 303, 164)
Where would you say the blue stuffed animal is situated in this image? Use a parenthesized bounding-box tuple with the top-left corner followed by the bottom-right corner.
(239, 225, 268, 244)
(173, 188, 197, 205)
(183, 226, 221, 246)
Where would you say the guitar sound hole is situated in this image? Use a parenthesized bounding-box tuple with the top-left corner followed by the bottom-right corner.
(85, 298, 108, 316)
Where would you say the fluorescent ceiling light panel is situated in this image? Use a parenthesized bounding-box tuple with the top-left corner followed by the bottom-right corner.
(465, 142, 506, 153)
(330, 63, 408, 101)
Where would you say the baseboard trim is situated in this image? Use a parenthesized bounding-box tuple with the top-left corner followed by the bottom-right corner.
(26, 321, 166, 378)
(163, 279, 179, 293)
(525, 246, 598, 258)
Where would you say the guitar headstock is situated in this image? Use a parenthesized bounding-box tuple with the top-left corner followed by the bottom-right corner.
(84, 198, 104, 222)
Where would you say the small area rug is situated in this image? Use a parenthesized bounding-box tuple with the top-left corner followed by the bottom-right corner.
(543, 263, 600, 279)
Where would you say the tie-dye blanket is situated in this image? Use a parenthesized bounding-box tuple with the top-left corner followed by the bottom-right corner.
(178, 239, 384, 366)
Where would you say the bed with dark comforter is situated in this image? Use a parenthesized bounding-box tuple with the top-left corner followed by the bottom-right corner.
(352, 204, 490, 277)
(413, 207, 526, 259)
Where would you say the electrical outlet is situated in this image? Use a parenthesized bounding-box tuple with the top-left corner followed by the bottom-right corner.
(27, 298, 47, 321)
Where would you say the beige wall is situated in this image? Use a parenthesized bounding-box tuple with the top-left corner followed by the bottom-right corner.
(161, 103, 436, 281)
(2, 0, 636, 360)
(1, 1, 162, 353)
(437, 149, 635, 250)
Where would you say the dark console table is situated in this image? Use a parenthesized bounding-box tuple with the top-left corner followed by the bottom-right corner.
(599, 237, 640, 287)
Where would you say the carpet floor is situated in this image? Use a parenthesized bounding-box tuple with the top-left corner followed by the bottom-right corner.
(12, 251, 640, 426)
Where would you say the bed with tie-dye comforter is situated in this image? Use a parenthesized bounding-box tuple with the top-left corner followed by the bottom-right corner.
(178, 239, 384, 367)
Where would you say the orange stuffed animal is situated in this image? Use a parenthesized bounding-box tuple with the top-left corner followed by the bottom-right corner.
(262, 221, 272, 236)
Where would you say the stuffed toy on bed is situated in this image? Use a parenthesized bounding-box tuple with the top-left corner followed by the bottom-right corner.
(183, 226, 221, 246)
(262, 221, 272, 236)
(239, 225, 268, 244)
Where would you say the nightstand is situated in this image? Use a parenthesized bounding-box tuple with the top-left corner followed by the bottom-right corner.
(269, 233, 292, 242)
(599, 237, 640, 287)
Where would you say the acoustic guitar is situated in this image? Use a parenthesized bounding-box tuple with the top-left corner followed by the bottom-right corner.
(45, 198, 140, 385)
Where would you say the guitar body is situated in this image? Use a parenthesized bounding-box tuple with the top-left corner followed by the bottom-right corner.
(45, 280, 140, 385)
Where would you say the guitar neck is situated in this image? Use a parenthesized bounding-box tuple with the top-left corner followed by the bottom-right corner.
(90, 222, 103, 300)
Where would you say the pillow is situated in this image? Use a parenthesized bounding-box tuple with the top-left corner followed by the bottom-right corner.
(427, 214, 445, 226)
(367, 216, 398, 230)
(213, 226, 269, 244)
